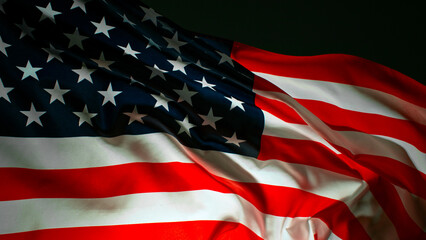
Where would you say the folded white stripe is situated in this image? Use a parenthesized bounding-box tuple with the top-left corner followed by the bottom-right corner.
(394, 185, 426, 231)
(255, 72, 426, 125)
(257, 91, 426, 174)
(0, 190, 340, 239)
(261, 110, 341, 154)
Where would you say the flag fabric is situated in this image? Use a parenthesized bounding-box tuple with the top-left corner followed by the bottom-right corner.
(0, 0, 425, 239)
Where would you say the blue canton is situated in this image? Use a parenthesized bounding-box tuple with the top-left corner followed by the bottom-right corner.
(0, 0, 263, 157)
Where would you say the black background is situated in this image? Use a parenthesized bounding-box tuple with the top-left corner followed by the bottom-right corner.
(142, 0, 425, 85)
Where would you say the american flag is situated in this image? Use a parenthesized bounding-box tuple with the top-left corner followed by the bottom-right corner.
(0, 0, 425, 239)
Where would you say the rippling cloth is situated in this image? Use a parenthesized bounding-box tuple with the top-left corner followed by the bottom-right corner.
(0, 0, 425, 239)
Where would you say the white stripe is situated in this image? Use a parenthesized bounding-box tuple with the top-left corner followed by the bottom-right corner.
(374, 135, 426, 173)
(257, 91, 426, 174)
(255, 72, 426, 125)
(0, 190, 339, 239)
(0, 133, 193, 169)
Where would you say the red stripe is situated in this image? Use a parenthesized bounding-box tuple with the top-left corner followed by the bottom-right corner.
(255, 86, 426, 152)
(258, 135, 360, 179)
(255, 94, 306, 125)
(0, 163, 227, 200)
(0, 162, 370, 240)
(231, 42, 426, 108)
(295, 99, 426, 152)
(0, 221, 263, 240)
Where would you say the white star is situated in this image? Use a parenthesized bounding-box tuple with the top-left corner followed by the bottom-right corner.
(140, 6, 161, 26)
(146, 64, 166, 80)
(42, 44, 63, 63)
(65, 28, 88, 49)
(98, 83, 122, 106)
(70, 0, 89, 13)
(176, 115, 196, 136)
(91, 52, 114, 70)
(0, 36, 10, 56)
(224, 132, 245, 147)
(91, 17, 115, 38)
(167, 56, 189, 75)
(0, 78, 13, 103)
(124, 106, 146, 125)
(44, 81, 69, 104)
(216, 51, 234, 67)
(16, 19, 35, 39)
(36, 3, 61, 23)
(20, 103, 46, 127)
(73, 105, 97, 126)
(173, 83, 197, 106)
(199, 108, 222, 130)
(17, 61, 42, 81)
(195, 77, 216, 91)
(151, 93, 172, 111)
(225, 96, 245, 111)
(119, 43, 140, 58)
(163, 32, 186, 53)
(72, 63, 95, 83)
